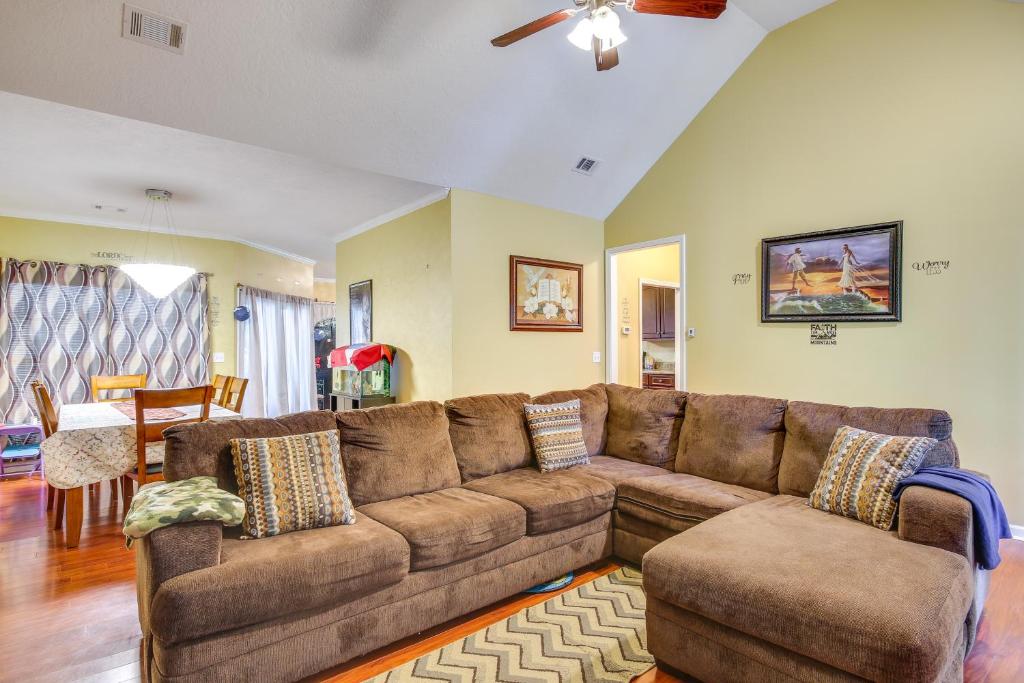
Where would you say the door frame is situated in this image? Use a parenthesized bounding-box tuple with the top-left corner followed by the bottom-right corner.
(605, 235, 687, 390)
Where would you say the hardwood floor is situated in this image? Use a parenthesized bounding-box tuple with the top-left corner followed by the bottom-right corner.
(1, 474, 1021, 682)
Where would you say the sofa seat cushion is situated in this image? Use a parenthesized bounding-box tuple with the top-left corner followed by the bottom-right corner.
(617, 473, 772, 532)
(358, 488, 526, 570)
(462, 467, 615, 535)
(149, 512, 410, 644)
(643, 495, 973, 682)
(577, 455, 669, 486)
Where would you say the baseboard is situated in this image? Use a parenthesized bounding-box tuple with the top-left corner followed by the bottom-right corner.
(1011, 524, 1024, 541)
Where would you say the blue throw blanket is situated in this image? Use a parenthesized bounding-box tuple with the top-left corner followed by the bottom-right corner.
(894, 467, 1011, 570)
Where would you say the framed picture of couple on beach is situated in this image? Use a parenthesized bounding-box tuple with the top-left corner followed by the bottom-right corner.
(761, 221, 903, 323)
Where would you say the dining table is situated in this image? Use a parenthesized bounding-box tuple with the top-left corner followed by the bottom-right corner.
(42, 401, 241, 548)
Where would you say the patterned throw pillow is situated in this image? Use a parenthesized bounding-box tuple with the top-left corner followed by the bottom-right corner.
(524, 399, 590, 473)
(231, 430, 355, 539)
(809, 425, 936, 530)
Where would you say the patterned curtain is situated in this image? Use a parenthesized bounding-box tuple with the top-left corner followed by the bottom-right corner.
(0, 258, 210, 423)
(106, 267, 210, 389)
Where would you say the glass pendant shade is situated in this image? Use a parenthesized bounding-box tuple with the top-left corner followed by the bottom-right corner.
(567, 11, 627, 52)
(119, 263, 196, 298)
(567, 18, 594, 50)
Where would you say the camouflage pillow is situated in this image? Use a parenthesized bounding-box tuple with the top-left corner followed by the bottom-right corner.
(123, 475, 244, 547)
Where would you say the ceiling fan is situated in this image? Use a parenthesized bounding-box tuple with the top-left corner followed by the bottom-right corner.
(491, 0, 727, 71)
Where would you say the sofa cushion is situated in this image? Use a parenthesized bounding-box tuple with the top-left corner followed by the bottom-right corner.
(336, 402, 461, 506)
(445, 393, 533, 481)
(231, 430, 355, 539)
(779, 401, 958, 497)
(530, 384, 608, 456)
(163, 410, 339, 490)
(809, 426, 936, 530)
(643, 495, 973, 682)
(617, 473, 772, 533)
(462, 467, 615, 535)
(358, 488, 526, 570)
(149, 512, 409, 644)
(577, 455, 669, 486)
(524, 399, 590, 472)
(674, 393, 787, 493)
(604, 384, 686, 467)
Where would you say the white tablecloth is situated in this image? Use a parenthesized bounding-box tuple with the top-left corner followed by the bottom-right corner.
(42, 403, 240, 489)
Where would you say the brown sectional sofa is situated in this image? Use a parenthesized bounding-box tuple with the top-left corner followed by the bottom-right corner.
(135, 384, 981, 683)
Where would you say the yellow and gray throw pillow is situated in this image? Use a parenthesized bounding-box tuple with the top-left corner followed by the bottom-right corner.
(809, 425, 935, 530)
(524, 399, 590, 473)
(231, 429, 355, 539)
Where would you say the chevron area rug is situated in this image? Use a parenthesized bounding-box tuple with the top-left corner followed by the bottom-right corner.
(366, 567, 654, 683)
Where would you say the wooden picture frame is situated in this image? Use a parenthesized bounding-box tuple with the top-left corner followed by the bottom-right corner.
(348, 279, 372, 343)
(509, 255, 583, 332)
(761, 221, 903, 323)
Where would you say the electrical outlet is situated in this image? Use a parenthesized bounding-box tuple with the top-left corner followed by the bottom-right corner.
(213, 352, 225, 363)
(592, 351, 602, 363)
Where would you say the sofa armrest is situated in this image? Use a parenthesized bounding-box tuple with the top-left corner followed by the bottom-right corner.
(897, 485, 974, 565)
(135, 521, 222, 633)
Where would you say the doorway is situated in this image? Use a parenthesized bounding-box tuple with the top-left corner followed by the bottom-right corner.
(605, 236, 686, 391)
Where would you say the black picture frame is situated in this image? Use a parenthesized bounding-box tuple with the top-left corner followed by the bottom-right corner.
(348, 279, 372, 343)
(761, 221, 903, 323)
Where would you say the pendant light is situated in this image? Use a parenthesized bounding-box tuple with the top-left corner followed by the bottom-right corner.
(120, 189, 196, 298)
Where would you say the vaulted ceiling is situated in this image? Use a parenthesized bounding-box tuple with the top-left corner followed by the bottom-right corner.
(0, 0, 834, 276)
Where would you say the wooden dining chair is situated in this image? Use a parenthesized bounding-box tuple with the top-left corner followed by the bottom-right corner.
(90, 374, 147, 402)
(123, 386, 214, 501)
(30, 381, 67, 530)
(211, 374, 228, 405)
(218, 376, 249, 413)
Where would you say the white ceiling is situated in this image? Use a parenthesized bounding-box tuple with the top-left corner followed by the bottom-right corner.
(0, 0, 834, 277)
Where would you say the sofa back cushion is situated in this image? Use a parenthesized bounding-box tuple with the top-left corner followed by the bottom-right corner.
(163, 410, 339, 491)
(674, 394, 787, 493)
(445, 393, 533, 481)
(604, 384, 686, 467)
(336, 401, 461, 506)
(779, 401, 959, 497)
(530, 384, 608, 456)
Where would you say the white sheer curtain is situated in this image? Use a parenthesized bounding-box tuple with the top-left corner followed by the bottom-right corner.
(236, 285, 316, 418)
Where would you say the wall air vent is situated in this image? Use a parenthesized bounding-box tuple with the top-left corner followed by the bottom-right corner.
(122, 4, 187, 54)
(572, 156, 601, 176)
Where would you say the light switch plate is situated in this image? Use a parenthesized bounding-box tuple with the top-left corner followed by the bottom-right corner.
(687, 328, 697, 339)
(213, 352, 225, 363)
(592, 351, 601, 363)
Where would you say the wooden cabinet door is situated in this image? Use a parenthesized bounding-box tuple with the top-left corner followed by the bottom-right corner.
(641, 286, 661, 339)
(660, 287, 676, 339)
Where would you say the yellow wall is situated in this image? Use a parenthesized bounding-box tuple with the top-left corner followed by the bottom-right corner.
(450, 190, 605, 397)
(335, 198, 453, 403)
(615, 244, 679, 388)
(605, 0, 1024, 522)
(313, 280, 336, 302)
(0, 215, 314, 373)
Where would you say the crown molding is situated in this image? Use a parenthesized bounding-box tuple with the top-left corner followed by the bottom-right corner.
(0, 208, 315, 265)
(333, 188, 450, 244)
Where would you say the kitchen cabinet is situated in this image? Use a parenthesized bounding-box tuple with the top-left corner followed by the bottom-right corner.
(642, 373, 676, 390)
(642, 285, 677, 340)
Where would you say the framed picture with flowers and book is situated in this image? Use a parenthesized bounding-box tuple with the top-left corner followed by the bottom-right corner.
(509, 255, 583, 332)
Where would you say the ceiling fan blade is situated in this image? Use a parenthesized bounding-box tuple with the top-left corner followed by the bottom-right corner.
(491, 9, 577, 47)
(594, 41, 620, 72)
(630, 0, 727, 19)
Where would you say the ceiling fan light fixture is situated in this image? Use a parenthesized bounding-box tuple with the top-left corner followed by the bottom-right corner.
(590, 6, 621, 40)
(567, 17, 595, 50)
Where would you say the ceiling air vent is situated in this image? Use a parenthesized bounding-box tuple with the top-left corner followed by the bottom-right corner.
(122, 4, 187, 54)
(572, 157, 601, 176)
